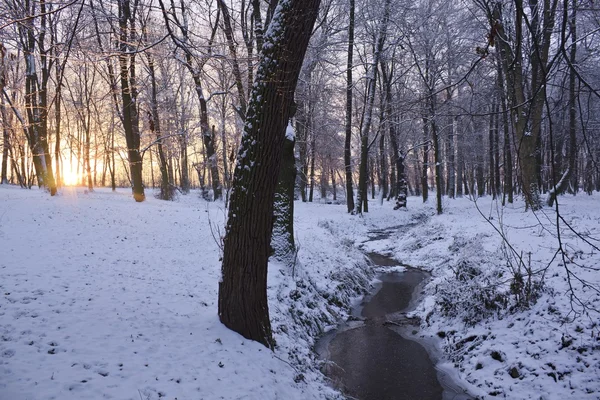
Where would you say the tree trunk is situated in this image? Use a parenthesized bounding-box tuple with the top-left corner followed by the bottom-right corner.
(118, 0, 144, 202)
(476, 122, 485, 198)
(219, 0, 321, 349)
(272, 133, 296, 264)
(429, 95, 443, 214)
(547, 0, 577, 206)
(54, 65, 62, 188)
(355, 0, 390, 214)
(446, 117, 455, 198)
(488, 102, 496, 198)
(1, 104, 9, 185)
(0, 44, 5, 184)
(497, 57, 513, 204)
(493, 102, 501, 198)
(309, 134, 315, 202)
(331, 167, 337, 201)
(421, 115, 429, 203)
(344, 0, 355, 213)
(217, 0, 247, 119)
(379, 125, 388, 203)
(147, 50, 173, 200)
(295, 105, 308, 202)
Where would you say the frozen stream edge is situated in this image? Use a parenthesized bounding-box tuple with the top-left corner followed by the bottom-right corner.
(315, 228, 475, 400)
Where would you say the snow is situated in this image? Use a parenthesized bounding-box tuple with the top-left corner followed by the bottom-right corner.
(0, 186, 367, 400)
(1, 185, 599, 400)
(334, 194, 600, 399)
(285, 122, 295, 141)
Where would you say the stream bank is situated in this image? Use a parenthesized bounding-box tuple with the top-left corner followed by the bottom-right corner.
(316, 229, 473, 400)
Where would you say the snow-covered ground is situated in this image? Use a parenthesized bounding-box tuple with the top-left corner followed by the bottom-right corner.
(331, 194, 600, 400)
(0, 186, 371, 400)
(1, 185, 599, 399)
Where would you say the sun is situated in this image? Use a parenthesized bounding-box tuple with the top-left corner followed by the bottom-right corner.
(60, 159, 81, 186)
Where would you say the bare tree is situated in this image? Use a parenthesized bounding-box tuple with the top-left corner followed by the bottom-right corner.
(219, 0, 321, 348)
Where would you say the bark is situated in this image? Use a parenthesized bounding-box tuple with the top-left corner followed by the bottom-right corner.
(493, 102, 501, 198)
(1, 100, 9, 185)
(370, 156, 375, 201)
(421, 115, 429, 203)
(331, 167, 337, 201)
(344, 0, 355, 212)
(488, 102, 497, 198)
(379, 123, 388, 202)
(295, 104, 308, 202)
(118, 0, 144, 202)
(476, 121, 485, 197)
(219, 0, 321, 349)
(0, 45, 7, 184)
(272, 134, 296, 264)
(456, 117, 463, 197)
(429, 95, 442, 214)
(309, 134, 315, 202)
(355, 0, 390, 214)
(496, 57, 513, 204)
(446, 117, 455, 198)
(54, 62, 62, 188)
(219, 102, 229, 196)
(84, 94, 93, 191)
(217, 0, 247, 118)
(320, 159, 327, 200)
(147, 50, 173, 200)
(547, 0, 577, 206)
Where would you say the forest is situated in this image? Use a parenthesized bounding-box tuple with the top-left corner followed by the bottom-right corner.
(1, 0, 600, 399)
(1, 0, 598, 210)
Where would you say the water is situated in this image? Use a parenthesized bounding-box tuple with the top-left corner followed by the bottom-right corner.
(316, 251, 473, 400)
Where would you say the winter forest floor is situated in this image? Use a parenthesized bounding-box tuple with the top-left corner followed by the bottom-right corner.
(0, 185, 599, 400)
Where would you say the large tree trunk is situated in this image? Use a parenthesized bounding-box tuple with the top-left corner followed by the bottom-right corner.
(219, 0, 321, 349)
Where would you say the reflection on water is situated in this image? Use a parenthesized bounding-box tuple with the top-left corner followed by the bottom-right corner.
(317, 251, 473, 400)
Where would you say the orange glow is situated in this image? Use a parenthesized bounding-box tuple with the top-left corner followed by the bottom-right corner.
(61, 159, 81, 186)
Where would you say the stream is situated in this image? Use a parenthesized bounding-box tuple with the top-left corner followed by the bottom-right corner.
(316, 229, 473, 400)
